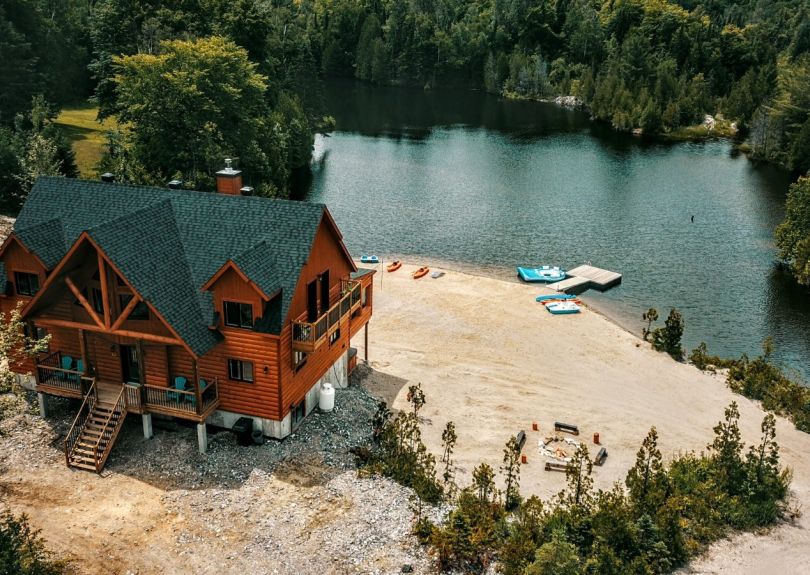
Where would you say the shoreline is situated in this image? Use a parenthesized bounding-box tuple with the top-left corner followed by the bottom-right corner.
(353, 260, 810, 573)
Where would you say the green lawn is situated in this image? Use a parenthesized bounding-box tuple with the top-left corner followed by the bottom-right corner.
(55, 104, 116, 178)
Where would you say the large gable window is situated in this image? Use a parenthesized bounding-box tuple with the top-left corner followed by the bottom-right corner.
(224, 301, 253, 328)
(119, 294, 150, 320)
(14, 272, 39, 296)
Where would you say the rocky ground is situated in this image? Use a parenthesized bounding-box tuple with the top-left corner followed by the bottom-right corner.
(0, 368, 440, 575)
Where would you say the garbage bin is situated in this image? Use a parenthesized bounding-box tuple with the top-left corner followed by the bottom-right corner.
(232, 417, 254, 446)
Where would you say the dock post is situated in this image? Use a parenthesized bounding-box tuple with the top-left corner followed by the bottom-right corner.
(142, 413, 153, 439)
(197, 423, 207, 454)
(364, 323, 369, 364)
(37, 393, 48, 417)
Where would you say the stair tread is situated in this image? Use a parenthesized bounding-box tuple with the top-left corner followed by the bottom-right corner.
(68, 461, 97, 471)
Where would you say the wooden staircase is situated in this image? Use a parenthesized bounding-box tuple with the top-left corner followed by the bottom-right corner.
(64, 381, 128, 472)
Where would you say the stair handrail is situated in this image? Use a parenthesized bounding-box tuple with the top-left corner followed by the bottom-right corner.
(92, 387, 127, 469)
(64, 379, 97, 466)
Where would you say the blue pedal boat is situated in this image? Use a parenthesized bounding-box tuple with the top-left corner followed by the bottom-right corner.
(517, 266, 566, 283)
(360, 255, 380, 264)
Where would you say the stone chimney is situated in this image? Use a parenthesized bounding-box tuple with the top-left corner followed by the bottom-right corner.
(215, 159, 242, 195)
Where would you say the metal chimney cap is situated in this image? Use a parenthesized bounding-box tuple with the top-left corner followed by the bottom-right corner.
(167, 179, 183, 189)
(100, 172, 115, 182)
(217, 158, 241, 176)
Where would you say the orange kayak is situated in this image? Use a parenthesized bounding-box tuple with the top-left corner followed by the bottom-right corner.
(387, 260, 402, 272)
(412, 266, 429, 279)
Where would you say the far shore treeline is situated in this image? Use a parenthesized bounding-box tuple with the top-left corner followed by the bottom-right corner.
(1, 0, 810, 284)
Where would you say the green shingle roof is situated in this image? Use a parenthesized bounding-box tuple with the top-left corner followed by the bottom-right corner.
(14, 177, 331, 355)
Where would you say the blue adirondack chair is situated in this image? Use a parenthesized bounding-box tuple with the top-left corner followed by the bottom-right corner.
(72, 358, 85, 386)
(188, 379, 208, 407)
(167, 376, 187, 402)
(59, 355, 74, 383)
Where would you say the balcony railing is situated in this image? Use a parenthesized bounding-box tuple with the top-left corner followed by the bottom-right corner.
(292, 279, 362, 352)
(36, 351, 94, 398)
(134, 378, 219, 420)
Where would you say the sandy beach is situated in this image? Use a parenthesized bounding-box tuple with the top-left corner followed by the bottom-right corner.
(355, 262, 810, 574)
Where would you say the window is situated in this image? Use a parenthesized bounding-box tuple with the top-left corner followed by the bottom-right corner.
(228, 359, 254, 383)
(224, 301, 253, 328)
(91, 287, 104, 314)
(329, 327, 341, 345)
(291, 401, 306, 426)
(293, 350, 307, 371)
(119, 294, 149, 320)
(14, 272, 39, 296)
(23, 325, 49, 352)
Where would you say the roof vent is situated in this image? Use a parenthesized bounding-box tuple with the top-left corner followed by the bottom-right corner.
(100, 172, 115, 183)
(239, 186, 254, 196)
(216, 158, 243, 195)
(167, 179, 183, 190)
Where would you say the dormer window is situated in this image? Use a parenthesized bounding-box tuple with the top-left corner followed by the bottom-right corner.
(224, 301, 253, 328)
(14, 272, 40, 296)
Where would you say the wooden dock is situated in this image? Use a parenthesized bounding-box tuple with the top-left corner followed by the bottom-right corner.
(548, 264, 622, 294)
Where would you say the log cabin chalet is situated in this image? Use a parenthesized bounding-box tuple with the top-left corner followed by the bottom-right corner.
(0, 168, 374, 471)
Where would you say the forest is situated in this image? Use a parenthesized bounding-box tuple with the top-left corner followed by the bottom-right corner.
(1, 0, 809, 279)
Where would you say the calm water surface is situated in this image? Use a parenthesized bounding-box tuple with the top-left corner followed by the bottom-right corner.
(303, 81, 810, 381)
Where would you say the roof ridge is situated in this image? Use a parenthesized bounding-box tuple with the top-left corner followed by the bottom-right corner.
(36, 175, 328, 211)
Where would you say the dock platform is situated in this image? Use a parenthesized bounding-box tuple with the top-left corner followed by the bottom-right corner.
(548, 265, 622, 294)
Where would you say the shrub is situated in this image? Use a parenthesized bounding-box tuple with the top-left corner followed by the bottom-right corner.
(0, 512, 66, 574)
(651, 309, 684, 360)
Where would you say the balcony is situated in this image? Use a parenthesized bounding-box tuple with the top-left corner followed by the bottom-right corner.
(36, 351, 94, 398)
(292, 279, 362, 352)
(123, 379, 219, 421)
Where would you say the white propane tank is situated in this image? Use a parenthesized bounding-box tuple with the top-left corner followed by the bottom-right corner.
(319, 382, 335, 412)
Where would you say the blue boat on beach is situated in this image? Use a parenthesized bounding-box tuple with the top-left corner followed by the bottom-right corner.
(536, 294, 577, 302)
(517, 266, 566, 283)
(360, 255, 380, 264)
(545, 301, 581, 315)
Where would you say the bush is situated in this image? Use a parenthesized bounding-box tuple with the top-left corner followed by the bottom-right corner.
(651, 309, 684, 360)
(0, 512, 66, 574)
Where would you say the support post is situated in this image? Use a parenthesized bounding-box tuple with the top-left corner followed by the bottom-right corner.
(197, 422, 207, 454)
(78, 328, 87, 371)
(142, 413, 153, 439)
(364, 323, 369, 364)
(136, 339, 146, 405)
(37, 393, 48, 417)
(192, 359, 201, 415)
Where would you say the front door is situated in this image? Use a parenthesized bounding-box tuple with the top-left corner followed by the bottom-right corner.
(320, 270, 330, 315)
(120, 344, 140, 384)
(307, 279, 318, 322)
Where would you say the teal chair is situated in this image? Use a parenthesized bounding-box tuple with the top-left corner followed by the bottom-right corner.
(73, 359, 85, 387)
(167, 376, 187, 402)
(59, 355, 74, 383)
(187, 379, 207, 408)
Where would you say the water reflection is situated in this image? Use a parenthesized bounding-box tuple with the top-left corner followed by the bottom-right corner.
(306, 81, 809, 382)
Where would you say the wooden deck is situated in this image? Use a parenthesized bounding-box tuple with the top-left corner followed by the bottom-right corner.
(548, 264, 622, 294)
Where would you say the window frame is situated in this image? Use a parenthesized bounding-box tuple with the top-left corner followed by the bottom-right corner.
(14, 271, 40, 297)
(223, 300, 254, 329)
(227, 358, 254, 383)
(119, 293, 149, 321)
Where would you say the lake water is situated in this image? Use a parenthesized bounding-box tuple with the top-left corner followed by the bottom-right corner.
(303, 80, 809, 382)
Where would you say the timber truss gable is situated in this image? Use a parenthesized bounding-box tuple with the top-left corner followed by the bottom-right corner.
(23, 233, 193, 353)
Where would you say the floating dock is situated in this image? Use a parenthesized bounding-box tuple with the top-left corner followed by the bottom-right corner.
(548, 264, 622, 294)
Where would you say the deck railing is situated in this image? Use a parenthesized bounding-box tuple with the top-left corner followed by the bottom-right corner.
(123, 383, 143, 413)
(36, 351, 93, 397)
(292, 279, 361, 352)
(64, 380, 97, 467)
(142, 378, 219, 418)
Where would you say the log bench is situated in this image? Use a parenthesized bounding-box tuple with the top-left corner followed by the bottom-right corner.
(554, 421, 579, 436)
(544, 461, 568, 472)
(594, 447, 608, 466)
